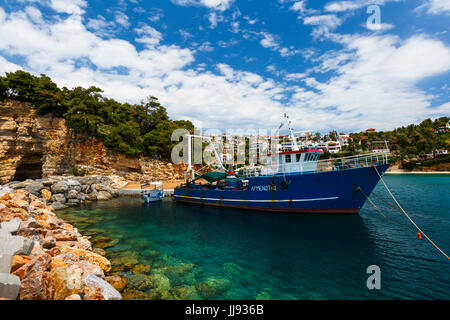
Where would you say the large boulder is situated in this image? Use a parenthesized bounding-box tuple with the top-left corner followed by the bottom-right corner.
(25, 182, 44, 197)
(50, 202, 67, 210)
(82, 274, 121, 300)
(0, 253, 13, 273)
(0, 187, 13, 198)
(0, 233, 34, 256)
(0, 273, 21, 300)
(51, 181, 69, 194)
(67, 190, 78, 200)
(96, 191, 113, 201)
(50, 265, 83, 300)
(50, 193, 66, 204)
(0, 217, 22, 234)
(17, 254, 53, 300)
(41, 189, 52, 201)
(42, 232, 56, 249)
(50, 247, 111, 273)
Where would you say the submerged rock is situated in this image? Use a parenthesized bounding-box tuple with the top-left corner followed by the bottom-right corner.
(131, 264, 151, 275)
(105, 275, 127, 292)
(146, 287, 175, 300)
(195, 278, 231, 300)
(161, 263, 195, 278)
(148, 273, 171, 291)
(121, 288, 145, 300)
(92, 248, 107, 257)
(172, 285, 201, 300)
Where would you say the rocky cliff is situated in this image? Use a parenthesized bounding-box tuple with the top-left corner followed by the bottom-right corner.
(0, 101, 187, 184)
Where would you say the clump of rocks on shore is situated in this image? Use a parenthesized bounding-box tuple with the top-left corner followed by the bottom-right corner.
(2, 175, 121, 211)
(0, 187, 124, 300)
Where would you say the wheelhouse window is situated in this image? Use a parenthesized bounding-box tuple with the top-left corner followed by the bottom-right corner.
(285, 154, 291, 163)
(296, 153, 301, 162)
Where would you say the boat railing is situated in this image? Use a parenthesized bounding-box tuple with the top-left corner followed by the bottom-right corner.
(315, 152, 389, 173)
(237, 152, 389, 177)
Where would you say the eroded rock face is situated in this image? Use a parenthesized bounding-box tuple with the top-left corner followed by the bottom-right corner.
(0, 101, 69, 184)
(0, 100, 187, 184)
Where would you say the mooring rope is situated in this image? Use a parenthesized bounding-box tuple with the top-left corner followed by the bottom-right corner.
(374, 166, 450, 260)
(371, 190, 403, 214)
(358, 187, 388, 220)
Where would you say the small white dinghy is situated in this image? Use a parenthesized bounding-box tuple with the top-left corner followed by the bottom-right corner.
(141, 181, 164, 203)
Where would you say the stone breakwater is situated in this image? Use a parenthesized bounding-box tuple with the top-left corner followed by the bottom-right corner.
(0, 187, 125, 300)
(2, 175, 121, 211)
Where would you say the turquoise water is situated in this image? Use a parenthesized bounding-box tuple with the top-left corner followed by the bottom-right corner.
(58, 175, 450, 300)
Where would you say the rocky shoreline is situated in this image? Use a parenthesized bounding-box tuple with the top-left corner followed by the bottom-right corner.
(2, 175, 125, 211)
(0, 185, 126, 300)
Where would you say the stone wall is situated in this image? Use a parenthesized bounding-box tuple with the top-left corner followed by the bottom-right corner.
(0, 100, 187, 184)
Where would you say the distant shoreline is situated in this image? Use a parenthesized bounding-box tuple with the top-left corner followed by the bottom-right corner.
(385, 171, 450, 175)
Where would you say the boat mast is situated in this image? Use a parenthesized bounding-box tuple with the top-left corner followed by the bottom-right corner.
(185, 134, 226, 179)
(283, 113, 299, 151)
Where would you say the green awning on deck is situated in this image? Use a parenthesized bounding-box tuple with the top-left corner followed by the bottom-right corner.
(193, 171, 227, 183)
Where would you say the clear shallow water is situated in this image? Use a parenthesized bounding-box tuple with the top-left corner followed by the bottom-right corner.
(57, 175, 450, 300)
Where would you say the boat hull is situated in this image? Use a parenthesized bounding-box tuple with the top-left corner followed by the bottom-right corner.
(174, 164, 389, 214)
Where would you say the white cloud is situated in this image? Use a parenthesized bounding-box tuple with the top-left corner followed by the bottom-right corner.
(303, 14, 343, 29)
(364, 22, 395, 31)
(289, 34, 450, 130)
(49, 0, 87, 15)
(134, 25, 163, 47)
(0, 4, 449, 132)
(0, 56, 22, 75)
(416, 0, 450, 14)
(115, 11, 130, 28)
(197, 41, 214, 52)
(289, 0, 318, 16)
(303, 14, 343, 37)
(324, 0, 399, 12)
(171, 0, 234, 11)
(217, 39, 239, 47)
(179, 29, 193, 41)
(25, 6, 44, 24)
(259, 32, 279, 49)
(208, 11, 222, 28)
(148, 8, 164, 22)
(87, 15, 117, 37)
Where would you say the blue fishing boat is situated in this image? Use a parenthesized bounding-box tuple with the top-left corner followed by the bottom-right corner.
(174, 116, 390, 214)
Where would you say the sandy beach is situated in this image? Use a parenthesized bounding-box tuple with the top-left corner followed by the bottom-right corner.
(385, 171, 450, 174)
(123, 180, 185, 190)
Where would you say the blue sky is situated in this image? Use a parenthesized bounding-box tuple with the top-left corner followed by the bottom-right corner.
(0, 0, 449, 133)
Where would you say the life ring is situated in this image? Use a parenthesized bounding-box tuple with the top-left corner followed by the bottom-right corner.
(270, 180, 276, 191)
(280, 180, 289, 190)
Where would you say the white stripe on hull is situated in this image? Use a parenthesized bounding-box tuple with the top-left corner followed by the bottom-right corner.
(174, 195, 339, 203)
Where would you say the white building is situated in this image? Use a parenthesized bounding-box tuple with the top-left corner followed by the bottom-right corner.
(338, 135, 351, 147)
(326, 141, 341, 154)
